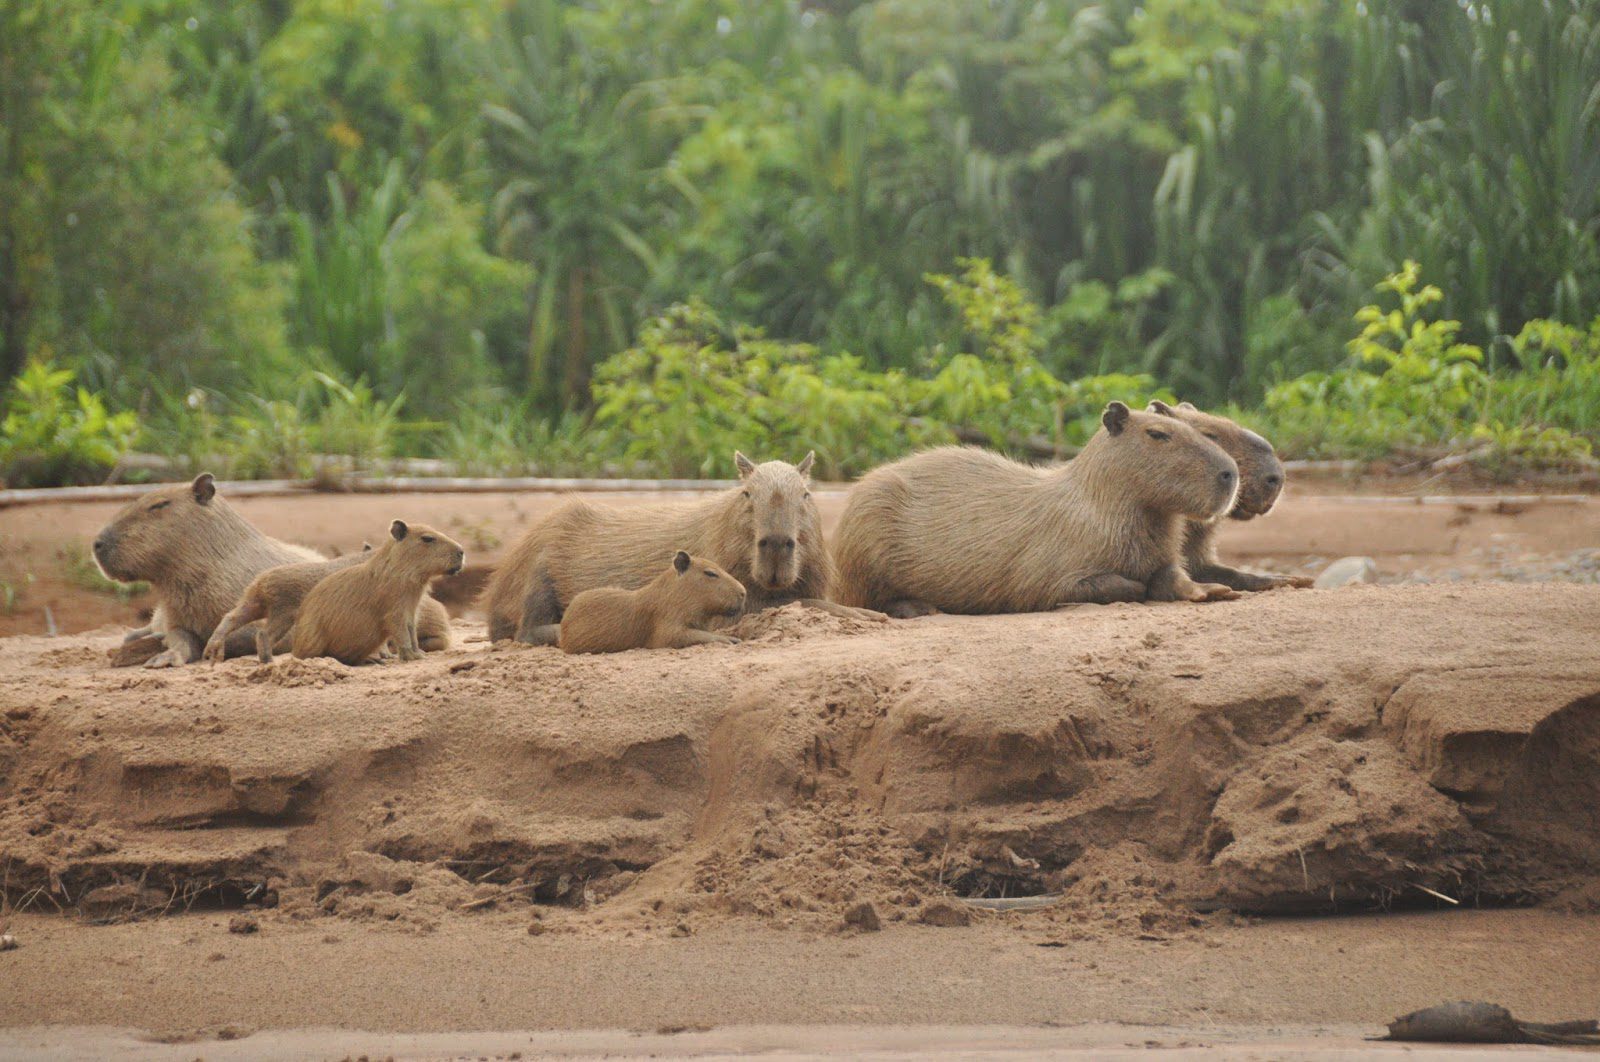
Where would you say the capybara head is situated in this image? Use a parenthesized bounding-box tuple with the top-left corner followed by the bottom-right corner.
(1148, 400, 1285, 520)
(387, 520, 466, 577)
(732, 450, 819, 592)
(1088, 402, 1238, 521)
(93, 473, 223, 583)
(670, 549, 747, 619)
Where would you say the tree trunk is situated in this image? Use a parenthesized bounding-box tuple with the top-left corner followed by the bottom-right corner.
(562, 264, 588, 407)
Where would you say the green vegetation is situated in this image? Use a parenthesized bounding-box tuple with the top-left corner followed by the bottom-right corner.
(2, 0, 1598, 484)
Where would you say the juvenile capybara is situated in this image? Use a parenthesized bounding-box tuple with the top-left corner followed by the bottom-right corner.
(93, 476, 452, 667)
(482, 451, 880, 645)
(202, 549, 372, 664)
(559, 550, 747, 654)
(830, 401, 1241, 615)
(292, 520, 464, 665)
(1147, 400, 1313, 592)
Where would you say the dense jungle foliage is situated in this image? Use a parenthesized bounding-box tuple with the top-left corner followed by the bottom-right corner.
(2, 0, 1598, 485)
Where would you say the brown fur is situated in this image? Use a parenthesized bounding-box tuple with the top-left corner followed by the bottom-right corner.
(202, 551, 371, 664)
(559, 550, 747, 654)
(482, 452, 872, 645)
(1148, 401, 1313, 592)
(292, 521, 464, 665)
(93, 474, 325, 668)
(830, 402, 1242, 615)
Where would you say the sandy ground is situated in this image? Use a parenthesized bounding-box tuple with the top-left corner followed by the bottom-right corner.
(1, 909, 1597, 1059)
(1, 483, 1598, 1058)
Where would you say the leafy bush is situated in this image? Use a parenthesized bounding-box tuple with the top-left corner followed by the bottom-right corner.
(1260, 262, 1596, 468)
(0, 361, 140, 487)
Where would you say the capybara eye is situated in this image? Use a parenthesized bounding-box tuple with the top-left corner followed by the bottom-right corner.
(421, 535, 436, 544)
(149, 499, 170, 511)
(1203, 431, 1220, 440)
(741, 490, 751, 499)
(705, 570, 719, 578)
(1146, 429, 1171, 441)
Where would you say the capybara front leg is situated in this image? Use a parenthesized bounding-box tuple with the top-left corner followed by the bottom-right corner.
(1192, 563, 1312, 592)
(795, 598, 891, 623)
(122, 624, 155, 643)
(1055, 573, 1146, 606)
(514, 572, 562, 646)
(145, 627, 203, 668)
(1146, 564, 1236, 603)
(396, 611, 423, 662)
(883, 599, 940, 619)
(204, 600, 265, 663)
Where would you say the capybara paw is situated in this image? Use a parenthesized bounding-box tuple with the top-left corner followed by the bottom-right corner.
(1191, 582, 1238, 602)
(200, 643, 225, 664)
(852, 607, 891, 623)
(397, 647, 423, 662)
(143, 649, 183, 669)
(885, 600, 939, 620)
(1273, 574, 1315, 589)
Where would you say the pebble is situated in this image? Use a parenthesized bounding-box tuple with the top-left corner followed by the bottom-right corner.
(1314, 556, 1378, 589)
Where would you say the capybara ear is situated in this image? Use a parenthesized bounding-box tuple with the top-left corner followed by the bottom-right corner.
(796, 451, 815, 477)
(1177, 401, 1198, 411)
(390, 519, 408, 541)
(1147, 400, 1178, 418)
(673, 550, 691, 574)
(1102, 401, 1130, 435)
(734, 451, 756, 479)
(191, 472, 216, 504)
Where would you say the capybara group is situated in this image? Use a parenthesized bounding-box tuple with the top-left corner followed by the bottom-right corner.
(292, 521, 465, 665)
(93, 474, 453, 667)
(1148, 400, 1315, 592)
(93, 473, 326, 667)
(830, 401, 1241, 615)
(87, 404, 1304, 667)
(482, 451, 878, 645)
(559, 550, 747, 654)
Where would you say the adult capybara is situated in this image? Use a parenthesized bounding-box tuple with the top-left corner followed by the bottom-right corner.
(483, 451, 880, 645)
(292, 521, 464, 665)
(93, 475, 452, 667)
(1147, 400, 1314, 592)
(559, 550, 747, 654)
(202, 549, 372, 664)
(830, 401, 1240, 616)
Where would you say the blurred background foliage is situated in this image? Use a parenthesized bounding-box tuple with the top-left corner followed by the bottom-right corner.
(1, 0, 1598, 485)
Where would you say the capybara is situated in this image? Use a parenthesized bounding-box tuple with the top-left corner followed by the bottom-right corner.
(482, 451, 880, 645)
(93, 477, 452, 667)
(292, 520, 464, 665)
(1148, 400, 1313, 592)
(93, 473, 324, 668)
(202, 549, 372, 664)
(559, 550, 747, 654)
(830, 401, 1241, 615)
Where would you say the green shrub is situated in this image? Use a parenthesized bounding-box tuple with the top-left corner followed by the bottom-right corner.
(0, 361, 140, 487)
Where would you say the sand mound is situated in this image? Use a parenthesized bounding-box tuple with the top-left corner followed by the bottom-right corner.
(2, 587, 1597, 928)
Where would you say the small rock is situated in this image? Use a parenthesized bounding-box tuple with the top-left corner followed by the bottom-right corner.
(526, 921, 546, 936)
(670, 922, 692, 938)
(843, 902, 882, 932)
(227, 915, 259, 935)
(0, 933, 16, 951)
(1314, 556, 1377, 589)
(920, 902, 972, 928)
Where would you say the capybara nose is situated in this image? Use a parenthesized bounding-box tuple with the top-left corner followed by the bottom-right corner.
(758, 536, 796, 553)
(1264, 472, 1283, 491)
(92, 534, 111, 556)
(1218, 468, 1236, 489)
